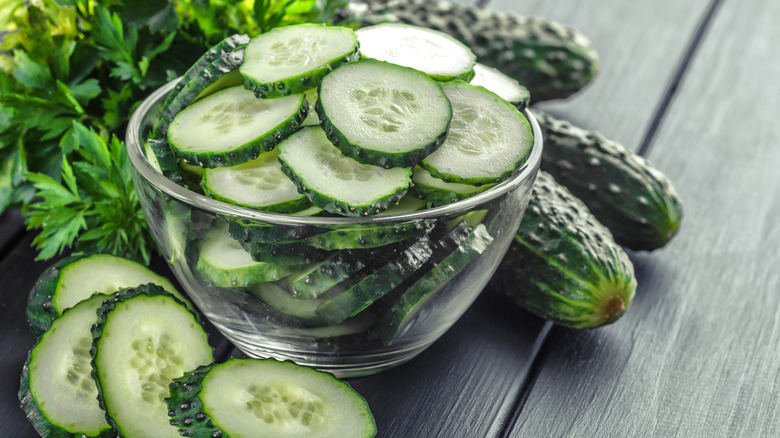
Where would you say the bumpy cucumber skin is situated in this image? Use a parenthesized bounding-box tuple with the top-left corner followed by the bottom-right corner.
(154, 35, 249, 139)
(25, 254, 83, 338)
(303, 220, 435, 250)
(89, 284, 211, 437)
(533, 110, 683, 251)
(234, 238, 332, 266)
(173, 93, 310, 169)
(165, 363, 219, 437)
(284, 250, 373, 299)
(196, 255, 296, 289)
(338, 0, 599, 102)
(316, 60, 451, 169)
(147, 139, 186, 186)
(242, 24, 361, 99)
(492, 171, 636, 329)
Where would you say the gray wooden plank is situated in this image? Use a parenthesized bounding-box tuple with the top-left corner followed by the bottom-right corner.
(508, 0, 780, 435)
(489, 0, 711, 150)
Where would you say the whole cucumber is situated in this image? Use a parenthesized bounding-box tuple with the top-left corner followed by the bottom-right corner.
(338, 0, 599, 102)
(492, 171, 636, 329)
(533, 109, 683, 251)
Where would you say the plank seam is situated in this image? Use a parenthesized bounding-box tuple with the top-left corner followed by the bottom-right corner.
(496, 321, 553, 438)
(636, 0, 726, 157)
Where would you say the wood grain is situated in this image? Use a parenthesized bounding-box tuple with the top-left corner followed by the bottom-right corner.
(487, 0, 711, 150)
(507, 0, 780, 435)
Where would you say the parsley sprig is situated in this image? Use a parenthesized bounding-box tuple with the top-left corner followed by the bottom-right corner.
(0, 0, 347, 264)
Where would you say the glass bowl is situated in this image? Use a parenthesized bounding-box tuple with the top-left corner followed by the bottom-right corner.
(126, 79, 543, 377)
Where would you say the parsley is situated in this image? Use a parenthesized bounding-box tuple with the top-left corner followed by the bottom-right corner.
(0, 0, 348, 264)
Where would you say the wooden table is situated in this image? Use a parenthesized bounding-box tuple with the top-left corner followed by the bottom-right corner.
(2, 0, 779, 435)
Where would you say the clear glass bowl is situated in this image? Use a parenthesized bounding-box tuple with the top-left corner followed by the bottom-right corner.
(126, 79, 543, 377)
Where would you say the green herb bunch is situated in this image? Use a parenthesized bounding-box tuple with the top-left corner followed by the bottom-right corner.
(0, 0, 348, 264)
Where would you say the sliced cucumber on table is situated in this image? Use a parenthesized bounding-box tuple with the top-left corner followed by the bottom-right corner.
(168, 86, 308, 168)
(316, 58, 452, 168)
(355, 22, 476, 81)
(91, 284, 213, 438)
(241, 23, 360, 98)
(420, 80, 534, 185)
(277, 126, 412, 217)
(166, 358, 376, 438)
(26, 253, 192, 337)
(196, 221, 298, 288)
(19, 294, 114, 438)
(201, 148, 310, 212)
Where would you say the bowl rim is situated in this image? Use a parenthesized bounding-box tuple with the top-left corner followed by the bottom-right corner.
(126, 78, 543, 226)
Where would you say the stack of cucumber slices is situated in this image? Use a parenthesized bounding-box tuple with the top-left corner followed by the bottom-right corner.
(140, 22, 537, 352)
(20, 255, 376, 438)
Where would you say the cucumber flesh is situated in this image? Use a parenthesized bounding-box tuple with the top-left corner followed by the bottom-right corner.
(420, 80, 534, 185)
(411, 165, 492, 206)
(241, 24, 360, 99)
(316, 59, 452, 168)
(168, 86, 308, 168)
(20, 294, 112, 437)
(91, 285, 213, 438)
(196, 221, 297, 287)
(283, 250, 374, 299)
(249, 282, 342, 326)
(166, 359, 376, 438)
(356, 23, 476, 81)
(201, 149, 310, 213)
(26, 253, 192, 337)
(277, 126, 412, 217)
(470, 62, 531, 111)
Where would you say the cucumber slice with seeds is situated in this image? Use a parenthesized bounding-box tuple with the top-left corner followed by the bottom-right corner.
(241, 23, 360, 99)
(168, 86, 308, 168)
(19, 294, 113, 438)
(277, 126, 412, 217)
(420, 80, 534, 185)
(91, 285, 213, 438)
(411, 165, 494, 206)
(317, 59, 452, 168)
(202, 149, 310, 213)
(470, 62, 531, 111)
(166, 359, 376, 438)
(356, 23, 476, 82)
(26, 254, 191, 337)
(196, 221, 298, 288)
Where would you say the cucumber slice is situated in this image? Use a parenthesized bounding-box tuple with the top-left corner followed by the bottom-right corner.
(316, 59, 452, 168)
(377, 223, 494, 344)
(277, 126, 412, 217)
(91, 285, 213, 438)
(19, 295, 113, 438)
(168, 86, 308, 168)
(26, 254, 191, 337)
(411, 165, 494, 206)
(302, 88, 321, 126)
(470, 63, 531, 111)
(196, 221, 297, 287)
(303, 220, 435, 250)
(201, 149, 310, 213)
(378, 195, 427, 215)
(154, 37, 249, 139)
(420, 80, 534, 185)
(146, 138, 185, 186)
(283, 250, 374, 299)
(157, 34, 249, 126)
(299, 310, 378, 339)
(355, 23, 476, 82)
(166, 359, 376, 438)
(241, 23, 360, 99)
(315, 235, 437, 325)
(249, 282, 343, 326)
(193, 67, 245, 102)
